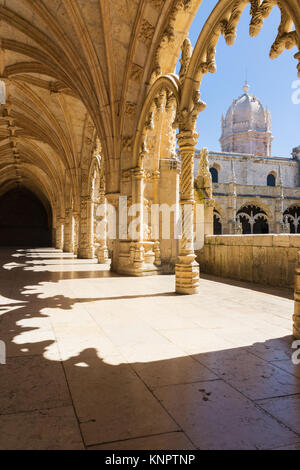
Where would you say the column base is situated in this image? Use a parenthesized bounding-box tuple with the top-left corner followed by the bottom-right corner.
(78, 247, 95, 259)
(97, 249, 109, 265)
(116, 262, 160, 277)
(63, 245, 75, 254)
(113, 241, 160, 276)
(175, 260, 200, 294)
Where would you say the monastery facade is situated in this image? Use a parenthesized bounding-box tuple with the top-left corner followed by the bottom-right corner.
(195, 83, 300, 235)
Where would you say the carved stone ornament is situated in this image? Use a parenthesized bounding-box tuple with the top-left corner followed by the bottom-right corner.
(122, 136, 133, 152)
(130, 63, 144, 82)
(179, 38, 193, 86)
(138, 19, 155, 46)
(149, 0, 164, 10)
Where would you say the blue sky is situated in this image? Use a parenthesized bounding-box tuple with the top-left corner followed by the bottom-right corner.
(176, 1, 299, 157)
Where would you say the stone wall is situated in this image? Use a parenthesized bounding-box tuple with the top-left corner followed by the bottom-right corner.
(194, 151, 299, 188)
(203, 153, 298, 188)
(196, 234, 300, 288)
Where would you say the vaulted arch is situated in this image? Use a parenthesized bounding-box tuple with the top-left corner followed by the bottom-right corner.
(180, 0, 300, 116)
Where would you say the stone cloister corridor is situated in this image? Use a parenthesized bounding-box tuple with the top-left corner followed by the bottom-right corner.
(0, 247, 300, 450)
(0, 0, 300, 451)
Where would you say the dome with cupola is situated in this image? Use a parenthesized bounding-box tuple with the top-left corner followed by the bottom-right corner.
(220, 82, 273, 157)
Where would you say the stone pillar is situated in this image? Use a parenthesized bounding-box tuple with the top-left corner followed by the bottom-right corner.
(55, 217, 64, 250)
(63, 209, 73, 252)
(204, 199, 214, 236)
(275, 189, 285, 234)
(227, 183, 237, 234)
(87, 197, 96, 259)
(155, 92, 178, 272)
(73, 211, 80, 255)
(78, 196, 95, 259)
(273, 173, 287, 233)
(105, 192, 121, 272)
(159, 159, 180, 271)
(130, 167, 146, 273)
(152, 170, 161, 267)
(294, 250, 300, 339)
(95, 189, 109, 264)
(194, 148, 214, 238)
(175, 131, 200, 294)
(115, 163, 157, 276)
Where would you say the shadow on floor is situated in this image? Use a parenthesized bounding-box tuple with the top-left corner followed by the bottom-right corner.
(0, 248, 299, 450)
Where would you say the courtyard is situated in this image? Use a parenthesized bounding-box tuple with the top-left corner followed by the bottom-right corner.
(0, 248, 300, 450)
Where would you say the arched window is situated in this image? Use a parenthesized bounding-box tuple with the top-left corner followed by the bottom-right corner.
(267, 173, 276, 187)
(210, 167, 218, 183)
(284, 206, 300, 233)
(237, 205, 269, 234)
(213, 210, 222, 235)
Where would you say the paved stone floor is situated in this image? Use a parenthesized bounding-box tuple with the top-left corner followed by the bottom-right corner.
(0, 248, 300, 450)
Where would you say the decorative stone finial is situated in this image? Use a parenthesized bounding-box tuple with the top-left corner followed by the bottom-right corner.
(198, 147, 210, 177)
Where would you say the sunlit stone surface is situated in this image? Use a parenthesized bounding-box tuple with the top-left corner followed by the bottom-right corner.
(0, 248, 299, 450)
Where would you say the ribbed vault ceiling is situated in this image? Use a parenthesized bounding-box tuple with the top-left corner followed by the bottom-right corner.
(0, 0, 200, 211)
(0, 0, 298, 216)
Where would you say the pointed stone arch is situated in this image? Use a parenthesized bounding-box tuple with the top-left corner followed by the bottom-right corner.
(237, 201, 271, 234)
(180, 0, 300, 118)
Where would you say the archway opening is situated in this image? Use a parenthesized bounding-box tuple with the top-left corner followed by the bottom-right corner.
(185, 3, 298, 160)
(284, 205, 300, 233)
(237, 204, 269, 234)
(0, 187, 52, 247)
(213, 209, 222, 234)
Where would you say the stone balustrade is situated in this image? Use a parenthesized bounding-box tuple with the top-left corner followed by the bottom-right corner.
(196, 234, 300, 289)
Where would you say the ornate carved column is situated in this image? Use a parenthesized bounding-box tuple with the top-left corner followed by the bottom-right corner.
(78, 195, 95, 259)
(152, 170, 161, 266)
(194, 148, 214, 237)
(275, 175, 287, 233)
(159, 158, 180, 272)
(87, 196, 96, 258)
(73, 211, 80, 255)
(63, 208, 74, 253)
(95, 189, 109, 264)
(150, 92, 164, 268)
(130, 166, 146, 272)
(157, 92, 179, 272)
(55, 217, 64, 250)
(228, 161, 238, 234)
(294, 251, 300, 339)
(176, 130, 200, 294)
(203, 199, 214, 236)
(114, 145, 158, 275)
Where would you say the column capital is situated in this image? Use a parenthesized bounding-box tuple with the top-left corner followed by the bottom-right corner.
(132, 167, 145, 179)
(177, 130, 198, 149)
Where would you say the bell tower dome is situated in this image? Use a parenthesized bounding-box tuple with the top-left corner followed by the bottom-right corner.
(220, 82, 273, 156)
